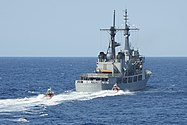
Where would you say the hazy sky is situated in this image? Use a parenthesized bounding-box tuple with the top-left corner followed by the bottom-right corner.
(0, 0, 186, 57)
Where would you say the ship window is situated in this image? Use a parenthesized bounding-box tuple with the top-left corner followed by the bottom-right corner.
(138, 75, 142, 81)
(128, 77, 132, 83)
(134, 76, 137, 82)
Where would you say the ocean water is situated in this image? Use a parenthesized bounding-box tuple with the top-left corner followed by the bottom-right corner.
(0, 57, 186, 125)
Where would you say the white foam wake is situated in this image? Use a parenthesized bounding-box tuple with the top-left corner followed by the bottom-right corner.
(0, 90, 134, 112)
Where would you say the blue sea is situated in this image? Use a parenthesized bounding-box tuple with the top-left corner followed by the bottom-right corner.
(0, 57, 186, 125)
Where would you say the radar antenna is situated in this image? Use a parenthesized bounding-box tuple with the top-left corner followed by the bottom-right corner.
(100, 9, 139, 59)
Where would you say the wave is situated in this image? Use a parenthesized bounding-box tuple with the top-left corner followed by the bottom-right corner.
(13, 118, 29, 123)
(0, 90, 134, 113)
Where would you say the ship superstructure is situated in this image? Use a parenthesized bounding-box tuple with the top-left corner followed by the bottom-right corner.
(75, 10, 151, 92)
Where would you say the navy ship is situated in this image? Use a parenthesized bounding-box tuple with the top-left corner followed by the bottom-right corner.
(75, 10, 151, 92)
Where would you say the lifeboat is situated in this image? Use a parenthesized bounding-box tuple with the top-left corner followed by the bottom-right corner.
(112, 84, 120, 92)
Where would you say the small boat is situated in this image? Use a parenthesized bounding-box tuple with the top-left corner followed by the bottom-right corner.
(45, 88, 54, 98)
(112, 84, 120, 92)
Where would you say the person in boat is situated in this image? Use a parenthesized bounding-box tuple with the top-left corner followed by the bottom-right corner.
(45, 88, 54, 98)
(112, 84, 120, 92)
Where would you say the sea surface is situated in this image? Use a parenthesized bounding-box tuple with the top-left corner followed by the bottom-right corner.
(0, 57, 186, 125)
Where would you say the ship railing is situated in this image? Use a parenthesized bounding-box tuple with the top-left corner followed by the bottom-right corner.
(76, 80, 108, 84)
(81, 73, 111, 78)
(80, 73, 126, 78)
(80, 72, 144, 78)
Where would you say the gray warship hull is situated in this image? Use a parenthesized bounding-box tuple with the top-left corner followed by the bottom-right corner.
(75, 71, 151, 92)
(75, 10, 151, 92)
(75, 78, 149, 92)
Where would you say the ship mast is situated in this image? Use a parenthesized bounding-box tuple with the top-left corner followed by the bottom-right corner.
(100, 9, 139, 60)
(123, 9, 139, 52)
(100, 10, 117, 60)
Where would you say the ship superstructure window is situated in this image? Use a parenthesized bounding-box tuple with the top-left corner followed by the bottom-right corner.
(134, 76, 137, 82)
(128, 77, 133, 83)
(138, 75, 142, 81)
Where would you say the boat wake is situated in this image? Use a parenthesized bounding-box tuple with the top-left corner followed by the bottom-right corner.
(0, 90, 134, 113)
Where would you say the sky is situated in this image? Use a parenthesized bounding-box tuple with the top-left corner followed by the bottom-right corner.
(0, 0, 186, 57)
